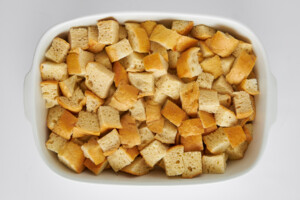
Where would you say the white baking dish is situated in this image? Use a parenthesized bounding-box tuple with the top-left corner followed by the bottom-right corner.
(24, 12, 277, 185)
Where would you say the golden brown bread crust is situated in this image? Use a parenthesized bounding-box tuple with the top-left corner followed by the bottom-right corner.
(143, 53, 166, 71)
(180, 134, 203, 151)
(180, 81, 200, 117)
(145, 101, 164, 134)
(198, 111, 216, 128)
(53, 110, 78, 140)
(175, 36, 198, 52)
(177, 47, 201, 78)
(84, 158, 108, 175)
(125, 23, 150, 53)
(150, 24, 181, 50)
(112, 61, 129, 87)
(178, 118, 204, 137)
(119, 113, 141, 148)
(223, 126, 246, 148)
(161, 100, 188, 127)
(141, 21, 157, 36)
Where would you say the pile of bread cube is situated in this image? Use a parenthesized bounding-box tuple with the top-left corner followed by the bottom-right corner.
(41, 19, 259, 178)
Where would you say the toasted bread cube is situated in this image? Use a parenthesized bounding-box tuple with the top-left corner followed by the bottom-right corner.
(178, 118, 204, 137)
(200, 55, 223, 79)
(87, 26, 105, 53)
(248, 95, 256, 121)
(221, 56, 235, 75)
(168, 51, 180, 69)
(202, 153, 228, 174)
(180, 81, 200, 116)
(223, 126, 246, 148)
(144, 53, 168, 78)
(140, 140, 168, 167)
(203, 128, 230, 154)
(97, 20, 119, 45)
(239, 79, 260, 95)
(145, 101, 164, 134)
(149, 88, 168, 105)
(138, 126, 155, 150)
(226, 141, 248, 160)
(119, 52, 145, 72)
(182, 151, 202, 178)
(129, 99, 146, 121)
(198, 111, 216, 128)
(232, 41, 253, 57)
(163, 145, 185, 176)
(125, 23, 150, 53)
(181, 134, 203, 152)
(85, 62, 114, 99)
(191, 25, 216, 40)
(107, 147, 135, 172)
(161, 100, 188, 127)
(198, 41, 214, 58)
(226, 50, 256, 84)
(124, 146, 140, 161)
(233, 91, 253, 119)
(215, 105, 238, 127)
(40, 61, 68, 81)
(121, 157, 152, 176)
(40, 81, 59, 108)
(218, 94, 231, 107)
(128, 72, 154, 97)
(81, 137, 105, 165)
(98, 106, 122, 133)
(84, 158, 108, 175)
(118, 25, 127, 40)
(204, 124, 218, 134)
(119, 113, 141, 148)
(171, 20, 194, 35)
(141, 20, 157, 36)
(85, 90, 104, 113)
(198, 89, 220, 113)
(46, 132, 67, 153)
(109, 83, 139, 111)
(66, 48, 94, 76)
(243, 123, 253, 143)
(45, 37, 70, 63)
(59, 75, 77, 98)
(58, 142, 85, 173)
(150, 41, 168, 61)
(52, 110, 78, 140)
(176, 36, 198, 52)
(47, 105, 65, 130)
(147, 118, 164, 135)
(97, 129, 120, 156)
(207, 31, 239, 57)
(95, 51, 112, 70)
(112, 61, 129, 87)
(105, 38, 133, 62)
(155, 74, 182, 99)
(150, 24, 181, 50)
(74, 111, 100, 136)
(57, 87, 86, 112)
(196, 72, 214, 89)
(177, 47, 202, 78)
(212, 75, 233, 95)
(68, 27, 88, 50)
(155, 119, 178, 144)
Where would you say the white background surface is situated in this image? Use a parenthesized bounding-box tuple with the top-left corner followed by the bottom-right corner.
(0, 0, 299, 199)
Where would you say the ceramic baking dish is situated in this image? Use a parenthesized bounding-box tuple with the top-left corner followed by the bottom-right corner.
(24, 12, 277, 185)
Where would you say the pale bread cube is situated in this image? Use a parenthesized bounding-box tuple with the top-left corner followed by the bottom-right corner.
(239, 79, 260, 95)
(182, 151, 202, 178)
(215, 105, 238, 127)
(85, 90, 104, 113)
(198, 89, 220, 113)
(40, 61, 68, 81)
(68, 27, 88, 50)
(129, 99, 146, 121)
(203, 128, 230, 154)
(150, 42, 168, 61)
(140, 140, 168, 167)
(202, 153, 228, 174)
(107, 147, 135, 172)
(45, 37, 70, 63)
(118, 25, 128, 40)
(128, 72, 154, 97)
(155, 74, 182, 100)
(155, 119, 178, 144)
(67, 47, 94, 76)
(191, 24, 216, 40)
(46, 132, 67, 153)
(221, 56, 235, 75)
(47, 105, 65, 130)
(59, 75, 77, 98)
(149, 88, 168, 105)
(74, 111, 100, 136)
(97, 129, 120, 156)
(40, 81, 59, 108)
(121, 157, 152, 176)
(97, 20, 119, 45)
(233, 91, 254, 119)
(226, 141, 248, 160)
(213, 76, 233, 96)
(87, 26, 105, 53)
(168, 50, 180, 69)
(125, 23, 150, 53)
(138, 126, 155, 150)
(198, 41, 214, 57)
(161, 100, 188, 127)
(144, 53, 168, 78)
(95, 51, 112, 70)
(105, 38, 133, 62)
(81, 137, 105, 165)
(180, 81, 200, 116)
(218, 94, 232, 107)
(119, 113, 141, 148)
(163, 145, 184, 176)
(232, 41, 253, 57)
(196, 72, 214, 89)
(98, 106, 122, 133)
(150, 24, 181, 50)
(177, 47, 202, 78)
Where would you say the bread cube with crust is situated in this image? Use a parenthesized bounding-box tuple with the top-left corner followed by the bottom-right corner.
(141, 20, 157, 36)
(221, 56, 235, 75)
(95, 51, 112, 70)
(57, 87, 86, 112)
(67, 48, 94, 76)
(223, 125, 247, 148)
(233, 91, 254, 119)
(59, 75, 77, 98)
(68, 27, 88, 50)
(172, 20, 194, 35)
(97, 20, 119, 45)
(215, 105, 238, 127)
(105, 38, 133, 62)
(218, 94, 231, 107)
(161, 100, 188, 127)
(45, 37, 70, 63)
(200, 55, 223, 79)
(74, 111, 100, 136)
(202, 153, 228, 174)
(119, 113, 141, 148)
(120, 52, 145, 72)
(128, 72, 155, 97)
(168, 50, 180, 69)
(181, 134, 203, 152)
(140, 140, 168, 167)
(232, 41, 253, 57)
(198, 41, 215, 58)
(125, 23, 150, 53)
(97, 129, 120, 156)
(121, 157, 152, 176)
(52, 109, 78, 140)
(198, 89, 220, 113)
(138, 126, 155, 150)
(98, 106, 122, 133)
(145, 101, 164, 134)
(177, 47, 202, 78)
(163, 145, 185, 176)
(150, 41, 168, 61)
(107, 147, 135, 172)
(198, 111, 216, 128)
(178, 118, 204, 138)
(87, 26, 105, 53)
(85, 90, 104, 113)
(203, 128, 230, 154)
(176, 35, 198, 52)
(150, 24, 181, 50)
(84, 158, 108, 175)
(155, 119, 178, 144)
(40, 81, 59, 108)
(112, 61, 129, 87)
(239, 79, 260, 95)
(81, 137, 105, 165)
(46, 132, 67, 153)
(191, 24, 216, 40)
(129, 99, 146, 121)
(155, 74, 182, 100)
(180, 81, 200, 116)
(226, 141, 248, 160)
(196, 72, 214, 89)
(212, 75, 233, 95)
(144, 53, 168, 78)
(40, 61, 68, 81)
(118, 25, 127, 40)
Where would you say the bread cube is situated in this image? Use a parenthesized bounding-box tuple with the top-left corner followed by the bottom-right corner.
(97, 20, 119, 45)
(98, 106, 122, 133)
(196, 72, 214, 89)
(129, 99, 146, 121)
(150, 41, 168, 61)
(74, 111, 100, 136)
(121, 157, 152, 176)
(150, 24, 181, 50)
(176, 36, 198, 52)
(47, 105, 65, 130)
(198, 111, 216, 128)
(243, 123, 253, 143)
(107, 147, 135, 172)
(232, 41, 253, 57)
(120, 53, 146, 73)
(212, 75, 233, 95)
(168, 51, 180, 69)
(203, 128, 230, 154)
(218, 94, 232, 107)
(119, 113, 141, 148)
(178, 118, 204, 137)
(161, 100, 188, 127)
(215, 105, 238, 127)
(105, 38, 133, 62)
(52, 110, 78, 140)
(204, 124, 218, 134)
(85, 62, 114, 99)
(182, 151, 202, 178)
(46, 132, 67, 153)
(57, 87, 86, 112)
(40, 61, 68, 81)
(58, 142, 85, 173)
(59, 75, 77, 98)
(198, 41, 214, 57)
(95, 51, 112, 70)
(138, 126, 155, 150)
(171, 20, 194, 35)
(140, 140, 168, 167)
(97, 129, 120, 156)
(45, 37, 70, 63)
(198, 89, 220, 113)
(180, 81, 200, 116)
(225, 141, 248, 160)
(81, 137, 105, 165)
(163, 145, 184, 176)
(145, 101, 164, 134)
(125, 23, 150, 53)
(128, 72, 155, 97)
(118, 25, 127, 40)
(68, 27, 88, 50)
(144, 53, 168, 78)
(87, 26, 105, 53)
(221, 56, 235, 75)
(112, 61, 129, 87)
(155, 119, 178, 144)
(141, 20, 157, 36)
(223, 125, 247, 148)
(239, 79, 260, 95)
(200, 55, 223, 79)
(84, 158, 108, 175)
(191, 24, 216, 40)
(248, 95, 256, 121)
(40, 81, 59, 108)
(85, 90, 104, 113)
(226, 50, 256, 84)
(181, 134, 203, 152)
(202, 153, 228, 174)
(177, 47, 202, 78)
(233, 91, 254, 119)
(155, 74, 182, 100)
(66, 47, 94, 76)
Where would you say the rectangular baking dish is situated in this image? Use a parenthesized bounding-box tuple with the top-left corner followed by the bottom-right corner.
(24, 12, 277, 185)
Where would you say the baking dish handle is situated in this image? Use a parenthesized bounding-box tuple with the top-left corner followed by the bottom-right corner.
(267, 73, 278, 128)
(24, 70, 34, 123)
